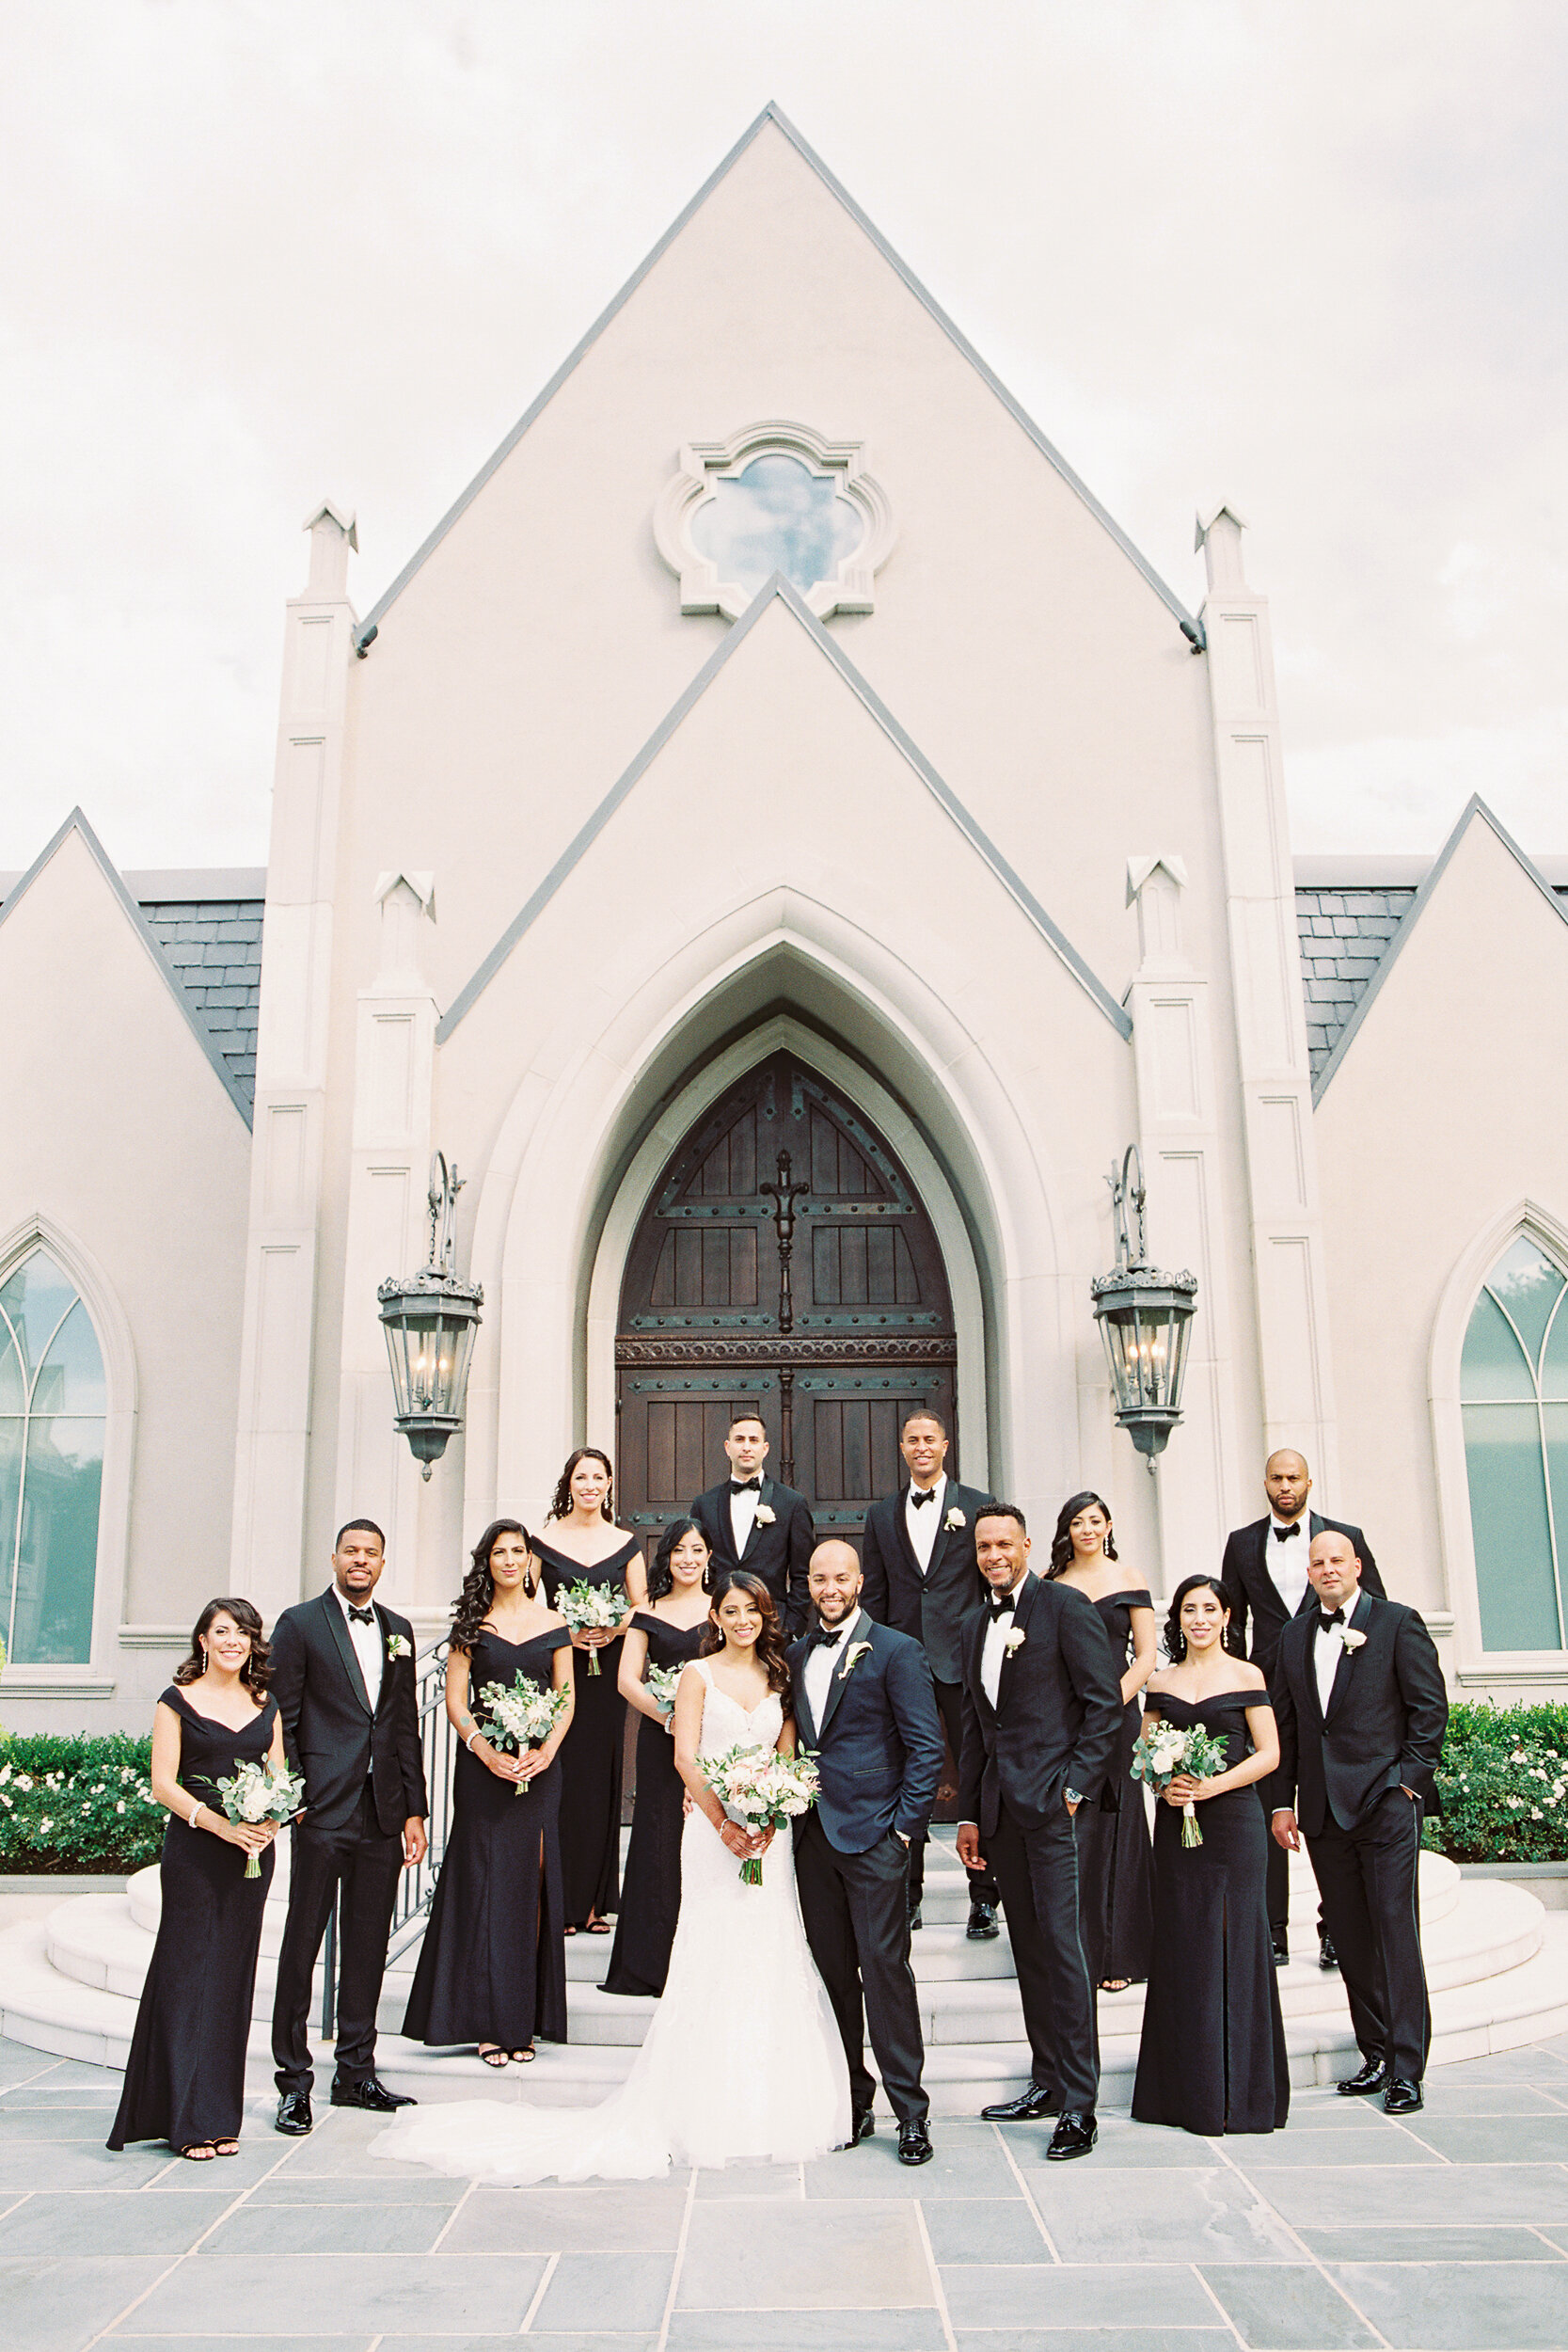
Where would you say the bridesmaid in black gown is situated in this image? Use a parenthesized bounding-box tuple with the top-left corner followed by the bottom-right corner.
(109, 1598, 284, 2158)
(1045, 1492, 1157, 1989)
(532, 1448, 647, 1934)
(1132, 1573, 1290, 2137)
(403, 1521, 574, 2063)
(601, 1518, 713, 1996)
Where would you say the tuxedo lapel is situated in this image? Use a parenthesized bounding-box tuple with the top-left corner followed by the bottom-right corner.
(322, 1590, 373, 1718)
(890, 1494, 923, 1584)
(817, 1608, 867, 1740)
(740, 1479, 770, 1563)
(1323, 1586, 1372, 1725)
(372, 1604, 396, 1715)
(790, 1645, 818, 1746)
(1291, 1515, 1326, 1620)
(993, 1572, 1037, 1710)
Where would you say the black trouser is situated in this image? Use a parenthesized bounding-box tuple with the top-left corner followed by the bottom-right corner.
(1307, 1790, 1430, 2083)
(272, 1788, 404, 2093)
(795, 1811, 927, 2125)
(908, 1678, 999, 1909)
(988, 1798, 1100, 2117)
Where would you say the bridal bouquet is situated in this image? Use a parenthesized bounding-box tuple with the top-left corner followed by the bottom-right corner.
(556, 1581, 626, 1674)
(645, 1662, 686, 1717)
(1130, 1720, 1231, 1847)
(698, 1741, 822, 1884)
(211, 1758, 306, 1875)
(478, 1672, 571, 1794)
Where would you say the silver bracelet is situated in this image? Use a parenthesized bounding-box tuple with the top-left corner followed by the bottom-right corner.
(465, 1730, 483, 1752)
(187, 1799, 203, 1829)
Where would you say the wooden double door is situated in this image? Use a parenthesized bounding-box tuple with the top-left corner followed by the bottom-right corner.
(615, 1052, 958, 1549)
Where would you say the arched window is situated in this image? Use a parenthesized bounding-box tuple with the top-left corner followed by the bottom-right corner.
(1461, 1233, 1568, 1651)
(0, 1248, 106, 1666)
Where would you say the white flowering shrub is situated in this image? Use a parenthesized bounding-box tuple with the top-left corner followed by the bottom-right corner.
(1425, 1704, 1568, 1864)
(0, 1736, 164, 1872)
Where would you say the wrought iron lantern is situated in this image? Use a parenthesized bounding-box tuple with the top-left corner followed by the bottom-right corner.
(377, 1153, 483, 1479)
(1089, 1146, 1197, 1465)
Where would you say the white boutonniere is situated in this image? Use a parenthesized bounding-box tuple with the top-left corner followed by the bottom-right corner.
(837, 1639, 874, 1681)
(944, 1507, 966, 1531)
(754, 1503, 775, 1526)
(1337, 1627, 1367, 1655)
(386, 1634, 412, 1661)
(1003, 1629, 1026, 1655)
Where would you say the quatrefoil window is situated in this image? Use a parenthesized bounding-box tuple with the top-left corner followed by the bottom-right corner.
(654, 421, 895, 622)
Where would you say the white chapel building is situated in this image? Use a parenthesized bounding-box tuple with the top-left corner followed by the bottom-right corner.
(4, 105, 1566, 1731)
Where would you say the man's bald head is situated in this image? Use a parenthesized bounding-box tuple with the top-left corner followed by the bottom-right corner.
(1264, 1451, 1312, 1521)
(1307, 1526, 1361, 1609)
(807, 1539, 863, 1628)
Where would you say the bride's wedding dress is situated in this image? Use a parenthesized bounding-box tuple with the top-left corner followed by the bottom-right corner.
(374, 1661, 850, 2180)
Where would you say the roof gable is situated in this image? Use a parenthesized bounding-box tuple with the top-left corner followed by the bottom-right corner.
(355, 103, 1197, 654)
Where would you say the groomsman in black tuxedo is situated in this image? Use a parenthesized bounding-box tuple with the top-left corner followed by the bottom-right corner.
(861, 1410, 1000, 1937)
(957, 1506, 1122, 2161)
(789, 1540, 946, 2167)
(1222, 1449, 1384, 1968)
(690, 1411, 814, 1636)
(1271, 1529, 1447, 2114)
(269, 1519, 429, 2134)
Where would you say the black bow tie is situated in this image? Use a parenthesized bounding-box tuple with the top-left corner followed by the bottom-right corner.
(1320, 1608, 1345, 1629)
(808, 1625, 847, 1651)
(910, 1486, 938, 1509)
(730, 1477, 761, 1494)
(347, 1606, 375, 1625)
(986, 1593, 1017, 1622)
(1273, 1521, 1301, 1542)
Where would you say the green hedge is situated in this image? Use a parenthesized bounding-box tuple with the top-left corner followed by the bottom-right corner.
(1424, 1702, 1568, 1864)
(0, 1733, 165, 1874)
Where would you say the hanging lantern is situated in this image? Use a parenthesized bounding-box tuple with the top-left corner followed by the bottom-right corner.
(377, 1153, 483, 1479)
(1090, 1147, 1197, 1464)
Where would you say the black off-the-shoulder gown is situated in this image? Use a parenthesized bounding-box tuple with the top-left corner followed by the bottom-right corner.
(601, 1611, 708, 1996)
(1091, 1586, 1156, 1986)
(535, 1534, 639, 1927)
(108, 1688, 277, 2153)
(402, 1624, 572, 2051)
(1131, 1689, 1291, 2136)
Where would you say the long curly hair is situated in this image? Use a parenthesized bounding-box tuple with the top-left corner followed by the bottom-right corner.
(1047, 1489, 1118, 1578)
(174, 1597, 271, 1695)
(449, 1519, 534, 1652)
(546, 1447, 616, 1524)
(700, 1569, 792, 1698)
(1163, 1573, 1244, 1662)
(648, 1516, 709, 1602)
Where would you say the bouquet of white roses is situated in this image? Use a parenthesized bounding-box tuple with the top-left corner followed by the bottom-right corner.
(210, 1758, 307, 1875)
(556, 1581, 626, 1674)
(697, 1740, 822, 1883)
(645, 1662, 686, 1716)
(477, 1672, 571, 1794)
(1130, 1718, 1231, 1847)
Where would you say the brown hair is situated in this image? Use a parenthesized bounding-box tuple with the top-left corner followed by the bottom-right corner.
(546, 1447, 617, 1523)
(174, 1597, 271, 1697)
(701, 1570, 792, 1699)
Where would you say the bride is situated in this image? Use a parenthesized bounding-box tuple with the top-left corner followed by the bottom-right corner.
(375, 1571, 850, 2180)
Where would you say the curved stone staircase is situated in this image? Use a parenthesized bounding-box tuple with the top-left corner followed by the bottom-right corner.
(3, 1835, 1564, 2114)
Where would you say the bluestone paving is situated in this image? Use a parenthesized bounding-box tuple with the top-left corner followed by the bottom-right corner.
(1198, 2265, 1380, 2347)
(1328, 2259, 1568, 2348)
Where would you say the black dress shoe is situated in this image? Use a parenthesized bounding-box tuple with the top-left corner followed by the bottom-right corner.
(1319, 1930, 1339, 1973)
(843, 2107, 875, 2146)
(907, 1897, 924, 1931)
(1045, 2109, 1097, 2161)
(981, 2082, 1059, 2122)
(1383, 2076, 1423, 2114)
(1271, 1938, 1289, 1968)
(1336, 2057, 1388, 2097)
(896, 2118, 934, 2166)
(966, 1900, 1000, 1942)
(274, 2090, 312, 2136)
(330, 2074, 416, 2112)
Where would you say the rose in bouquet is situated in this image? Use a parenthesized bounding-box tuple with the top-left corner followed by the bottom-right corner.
(645, 1662, 686, 1718)
(477, 1672, 571, 1794)
(556, 1581, 626, 1674)
(697, 1740, 822, 1883)
(210, 1758, 307, 1875)
(1130, 1718, 1231, 1847)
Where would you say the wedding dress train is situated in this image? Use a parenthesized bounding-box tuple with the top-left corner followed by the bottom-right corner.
(373, 1661, 850, 2180)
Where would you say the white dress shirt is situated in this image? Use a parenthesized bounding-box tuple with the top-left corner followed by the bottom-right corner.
(801, 1609, 863, 1728)
(334, 1583, 384, 1711)
(1314, 1611, 1346, 1716)
(980, 1571, 1031, 1710)
(1266, 1518, 1311, 1618)
(905, 1472, 947, 1576)
(729, 1480, 762, 1560)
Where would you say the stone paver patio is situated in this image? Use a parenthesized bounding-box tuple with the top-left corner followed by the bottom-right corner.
(4, 2031, 1568, 2352)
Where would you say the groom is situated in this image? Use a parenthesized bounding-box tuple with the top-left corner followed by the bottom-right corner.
(269, 1518, 429, 2134)
(788, 1539, 946, 2166)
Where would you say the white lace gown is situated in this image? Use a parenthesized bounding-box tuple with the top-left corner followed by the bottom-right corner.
(373, 1662, 850, 2181)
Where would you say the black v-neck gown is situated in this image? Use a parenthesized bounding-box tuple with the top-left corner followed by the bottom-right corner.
(1131, 1689, 1290, 2136)
(600, 1611, 708, 1996)
(1090, 1587, 1156, 1985)
(535, 1534, 639, 1925)
(402, 1625, 572, 2050)
(108, 1688, 277, 2152)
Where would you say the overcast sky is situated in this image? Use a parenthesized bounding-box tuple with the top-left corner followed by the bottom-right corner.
(2, 2, 1563, 871)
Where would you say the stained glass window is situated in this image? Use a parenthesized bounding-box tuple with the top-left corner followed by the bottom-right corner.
(1462, 1236, 1568, 1650)
(0, 1250, 104, 1666)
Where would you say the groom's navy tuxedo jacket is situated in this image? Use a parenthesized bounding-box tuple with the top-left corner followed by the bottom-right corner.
(1269, 1584, 1448, 1836)
(787, 1612, 945, 1854)
(270, 1589, 428, 1838)
(957, 1572, 1123, 1836)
